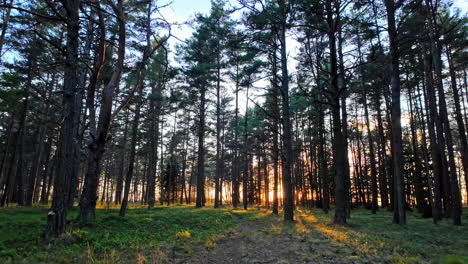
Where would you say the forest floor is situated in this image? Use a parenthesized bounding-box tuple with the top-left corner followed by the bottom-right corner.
(0, 204, 467, 264)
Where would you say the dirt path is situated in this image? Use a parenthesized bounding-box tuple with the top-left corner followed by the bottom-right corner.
(173, 214, 387, 264)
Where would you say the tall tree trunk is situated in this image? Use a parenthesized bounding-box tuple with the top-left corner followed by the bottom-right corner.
(318, 103, 329, 213)
(232, 58, 240, 208)
(13, 55, 35, 206)
(68, 11, 95, 208)
(446, 48, 468, 209)
(243, 87, 249, 210)
(46, 0, 81, 237)
(120, 97, 142, 217)
(263, 146, 269, 208)
(278, 0, 294, 221)
(0, 117, 14, 197)
(78, 1, 124, 220)
(423, 52, 442, 222)
(376, 102, 389, 208)
(115, 110, 129, 204)
(214, 48, 222, 208)
(408, 86, 427, 214)
(363, 92, 378, 214)
(384, 0, 405, 224)
(147, 78, 162, 208)
(26, 104, 49, 206)
(425, 1, 461, 224)
(271, 46, 280, 215)
(196, 84, 206, 208)
(40, 134, 53, 204)
(326, 0, 346, 224)
(357, 33, 378, 214)
(416, 83, 436, 219)
(338, 21, 351, 218)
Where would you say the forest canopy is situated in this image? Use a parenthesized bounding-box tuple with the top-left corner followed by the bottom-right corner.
(0, 0, 467, 262)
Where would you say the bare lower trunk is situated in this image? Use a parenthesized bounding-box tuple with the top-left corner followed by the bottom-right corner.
(196, 85, 206, 208)
(120, 99, 141, 216)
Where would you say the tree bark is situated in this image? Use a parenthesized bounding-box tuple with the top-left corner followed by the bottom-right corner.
(278, 0, 294, 222)
(196, 85, 206, 208)
(46, 0, 81, 238)
(78, 0, 124, 220)
(326, 0, 346, 225)
(147, 76, 163, 208)
(120, 97, 142, 216)
(425, 1, 461, 224)
(446, 48, 468, 211)
(384, 0, 405, 224)
(214, 47, 222, 208)
(271, 44, 280, 215)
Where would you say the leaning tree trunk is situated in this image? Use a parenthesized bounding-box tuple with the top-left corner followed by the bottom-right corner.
(78, 1, 124, 220)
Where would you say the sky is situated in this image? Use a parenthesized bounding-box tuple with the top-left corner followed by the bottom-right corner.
(159, 0, 468, 51)
(159, 0, 467, 71)
(159, 0, 237, 52)
(158, 0, 467, 114)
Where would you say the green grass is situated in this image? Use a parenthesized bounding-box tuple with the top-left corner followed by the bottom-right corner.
(0, 204, 466, 264)
(295, 208, 468, 264)
(0, 204, 262, 263)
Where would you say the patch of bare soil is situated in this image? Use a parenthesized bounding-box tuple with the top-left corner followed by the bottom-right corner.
(170, 213, 389, 264)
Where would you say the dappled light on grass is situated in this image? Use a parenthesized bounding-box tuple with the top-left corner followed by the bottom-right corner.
(296, 210, 349, 243)
(95, 202, 154, 210)
(296, 208, 407, 258)
(293, 208, 468, 263)
(1, 205, 467, 263)
(230, 207, 271, 220)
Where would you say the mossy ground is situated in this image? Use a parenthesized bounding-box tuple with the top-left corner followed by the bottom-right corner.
(0, 204, 466, 263)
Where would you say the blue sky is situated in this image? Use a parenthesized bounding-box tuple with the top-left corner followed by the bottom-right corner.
(160, 0, 467, 53)
(159, 0, 236, 50)
(158, 0, 467, 114)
